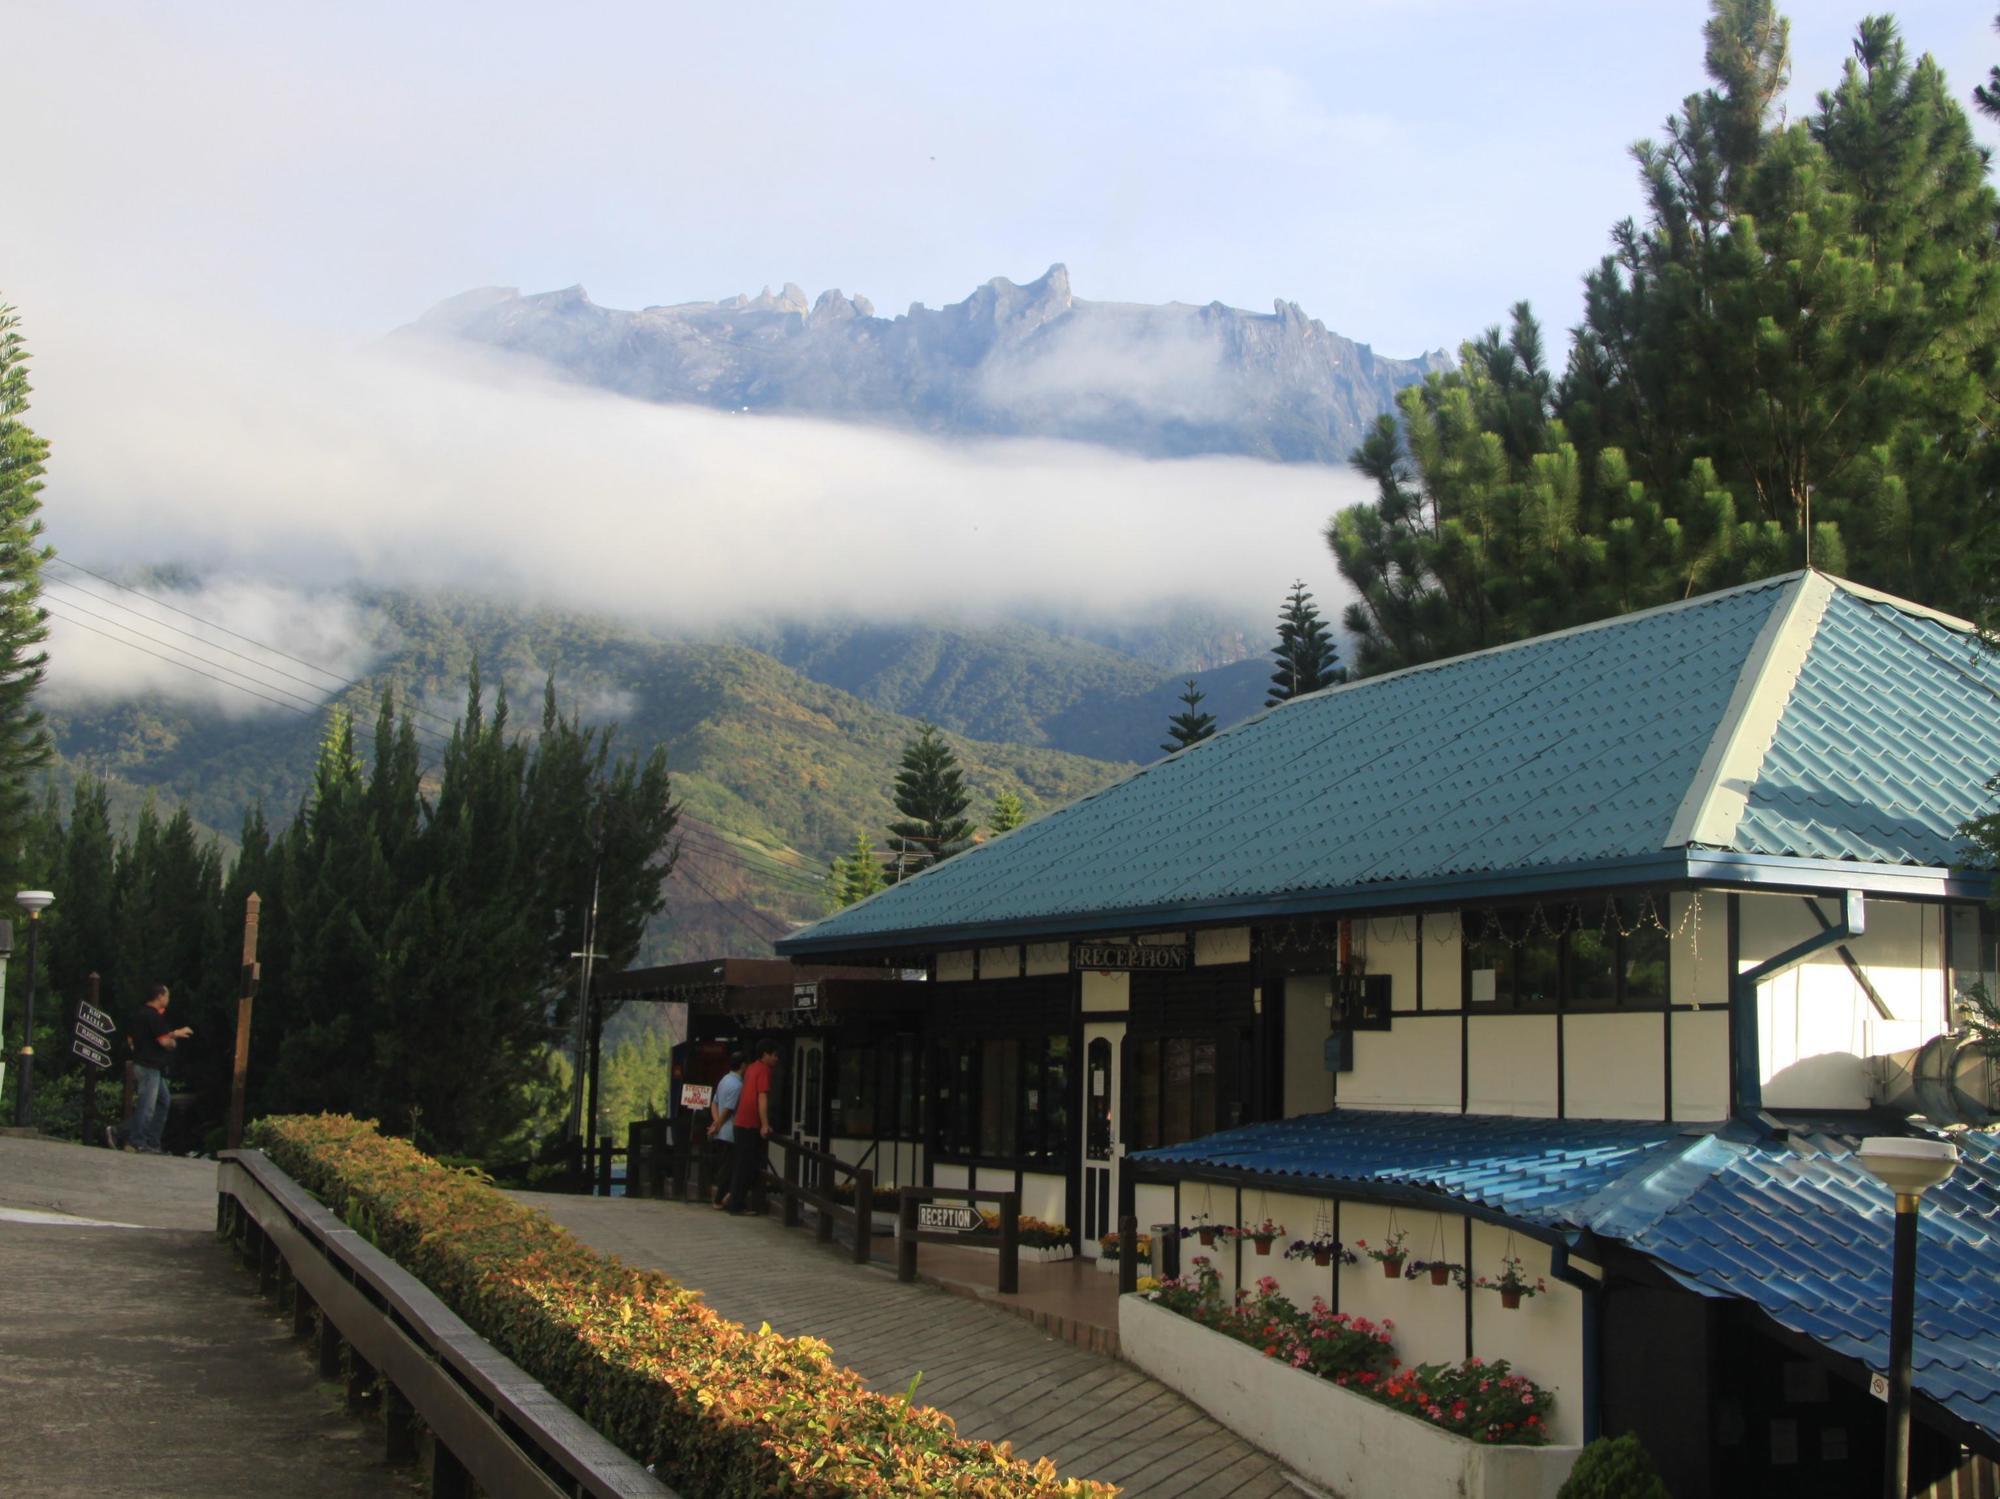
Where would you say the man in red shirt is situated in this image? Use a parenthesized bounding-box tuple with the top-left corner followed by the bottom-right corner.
(726, 1040, 781, 1215)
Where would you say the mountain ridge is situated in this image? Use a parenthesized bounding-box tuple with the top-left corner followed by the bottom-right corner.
(402, 264, 1450, 462)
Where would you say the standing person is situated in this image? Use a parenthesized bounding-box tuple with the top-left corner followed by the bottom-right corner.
(709, 1052, 744, 1210)
(726, 1040, 781, 1216)
(107, 985, 189, 1155)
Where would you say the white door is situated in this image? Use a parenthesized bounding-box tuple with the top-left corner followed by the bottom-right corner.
(792, 1037, 826, 1188)
(1081, 1021, 1124, 1253)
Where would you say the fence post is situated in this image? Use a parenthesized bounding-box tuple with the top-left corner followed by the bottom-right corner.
(627, 1122, 644, 1198)
(595, 1138, 613, 1197)
(782, 1139, 802, 1229)
(897, 1188, 917, 1282)
(999, 1192, 1020, 1295)
(384, 1382, 418, 1465)
(1118, 1213, 1138, 1295)
(853, 1169, 874, 1266)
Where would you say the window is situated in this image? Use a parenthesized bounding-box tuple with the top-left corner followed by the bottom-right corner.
(832, 1045, 875, 1137)
(1128, 1036, 1219, 1151)
(932, 1033, 1072, 1163)
(1464, 898, 1670, 1011)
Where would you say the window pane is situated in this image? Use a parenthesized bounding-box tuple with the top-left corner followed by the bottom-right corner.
(980, 1039, 1020, 1157)
(1042, 1034, 1072, 1162)
(1622, 907, 1667, 1009)
(833, 1046, 874, 1137)
(1570, 916, 1619, 1010)
(1190, 1039, 1218, 1141)
(1465, 914, 1512, 1005)
(897, 1035, 921, 1140)
(1131, 1039, 1162, 1152)
(1517, 928, 1560, 1011)
(1161, 1039, 1193, 1146)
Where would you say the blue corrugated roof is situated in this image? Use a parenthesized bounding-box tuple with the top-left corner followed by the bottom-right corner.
(781, 573, 2000, 956)
(1134, 1112, 2000, 1443)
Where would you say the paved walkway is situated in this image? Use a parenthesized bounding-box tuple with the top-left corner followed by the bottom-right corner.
(519, 1191, 1294, 1498)
(0, 1137, 416, 1499)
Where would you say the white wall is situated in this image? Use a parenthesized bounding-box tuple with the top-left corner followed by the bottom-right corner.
(1671, 1011, 1730, 1119)
(1362, 916, 1422, 1013)
(1335, 1201, 1467, 1374)
(1563, 1014, 1664, 1120)
(979, 945, 1019, 978)
(1196, 927, 1251, 966)
(1423, 913, 1463, 1009)
(1467, 1017, 1560, 1117)
(1741, 893, 1949, 1109)
(1468, 1221, 1586, 1447)
(1024, 942, 1068, 977)
(1019, 1170, 1067, 1228)
(1343, 1016, 1463, 1113)
(932, 1161, 969, 1191)
(937, 950, 975, 982)
(1081, 970, 1128, 1013)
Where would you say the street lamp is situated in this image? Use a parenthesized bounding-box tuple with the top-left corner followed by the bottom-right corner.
(10, 891, 51, 1128)
(1857, 1135, 1959, 1499)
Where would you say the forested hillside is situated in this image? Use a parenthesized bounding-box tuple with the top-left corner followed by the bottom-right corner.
(46, 590, 1138, 960)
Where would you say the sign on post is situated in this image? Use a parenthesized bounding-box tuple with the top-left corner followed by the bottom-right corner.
(792, 982, 819, 1010)
(71, 1037, 112, 1070)
(679, 1083, 713, 1111)
(917, 1203, 982, 1233)
(78, 1000, 115, 1035)
(72, 1012, 114, 1070)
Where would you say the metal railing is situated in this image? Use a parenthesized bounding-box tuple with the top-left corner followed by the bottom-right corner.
(216, 1149, 672, 1499)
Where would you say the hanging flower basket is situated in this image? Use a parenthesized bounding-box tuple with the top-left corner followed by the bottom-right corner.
(1473, 1252, 1547, 1311)
(1198, 1226, 1217, 1247)
(1284, 1235, 1354, 1269)
(1406, 1259, 1466, 1289)
(1356, 1215, 1410, 1280)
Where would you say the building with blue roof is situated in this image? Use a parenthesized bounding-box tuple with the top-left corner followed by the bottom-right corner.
(776, 572, 2000, 1496)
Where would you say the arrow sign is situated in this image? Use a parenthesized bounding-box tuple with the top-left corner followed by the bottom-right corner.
(78, 1001, 115, 1035)
(71, 1038, 112, 1070)
(917, 1204, 982, 1234)
(76, 1020, 112, 1049)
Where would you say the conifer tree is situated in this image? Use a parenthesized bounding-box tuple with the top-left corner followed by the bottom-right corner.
(0, 305, 52, 885)
(1162, 679, 1217, 752)
(989, 789, 1026, 835)
(887, 724, 972, 878)
(825, 831, 887, 910)
(1267, 582, 1344, 706)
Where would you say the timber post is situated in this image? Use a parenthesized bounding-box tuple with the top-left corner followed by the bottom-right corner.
(998, 1192, 1020, 1295)
(226, 892, 261, 1150)
(852, 1169, 874, 1266)
(1118, 1213, 1139, 1294)
(896, 1189, 918, 1282)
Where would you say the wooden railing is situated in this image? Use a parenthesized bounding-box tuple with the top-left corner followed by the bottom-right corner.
(216, 1149, 671, 1499)
(772, 1134, 874, 1266)
(893, 1186, 1022, 1294)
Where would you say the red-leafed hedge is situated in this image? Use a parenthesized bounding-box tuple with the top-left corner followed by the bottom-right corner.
(252, 1115, 1115, 1498)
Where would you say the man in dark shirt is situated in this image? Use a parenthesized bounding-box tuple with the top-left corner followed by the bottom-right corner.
(108, 984, 190, 1154)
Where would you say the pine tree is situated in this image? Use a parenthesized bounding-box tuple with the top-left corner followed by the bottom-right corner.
(1330, 1, 2000, 669)
(989, 789, 1027, 835)
(825, 831, 887, 910)
(0, 305, 52, 886)
(1162, 679, 1217, 752)
(1975, 14, 2000, 123)
(1267, 582, 1344, 706)
(887, 724, 972, 878)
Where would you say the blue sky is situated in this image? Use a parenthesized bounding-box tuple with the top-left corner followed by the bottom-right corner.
(19, 0, 1996, 354)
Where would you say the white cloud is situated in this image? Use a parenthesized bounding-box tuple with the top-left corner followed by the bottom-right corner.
(30, 295, 1367, 665)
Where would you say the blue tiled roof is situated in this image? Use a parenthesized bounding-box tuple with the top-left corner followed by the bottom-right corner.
(780, 574, 2000, 956)
(1135, 1112, 2000, 1443)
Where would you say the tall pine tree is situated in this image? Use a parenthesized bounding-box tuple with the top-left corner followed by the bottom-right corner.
(0, 305, 52, 886)
(1162, 679, 1217, 752)
(887, 724, 972, 878)
(1267, 582, 1344, 706)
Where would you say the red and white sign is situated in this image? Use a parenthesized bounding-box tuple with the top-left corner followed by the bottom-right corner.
(679, 1083, 713, 1110)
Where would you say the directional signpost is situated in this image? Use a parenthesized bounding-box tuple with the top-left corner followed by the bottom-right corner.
(917, 1203, 982, 1234)
(72, 999, 114, 1070)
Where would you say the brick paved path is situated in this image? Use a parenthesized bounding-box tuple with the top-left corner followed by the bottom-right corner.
(517, 1191, 1294, 1499)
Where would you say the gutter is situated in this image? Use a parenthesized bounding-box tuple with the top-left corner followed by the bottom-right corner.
(1731, 889, 1865, 1122)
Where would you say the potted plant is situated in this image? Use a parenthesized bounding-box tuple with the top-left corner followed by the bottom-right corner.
(1284, 1233, 1356, 1269)
(1473, 1253, 1548, 1310)
(1237, 1218, 1285, 1256)
(1407, 1258, 1466, 1288)
(1355, 1227, 1409, 1279)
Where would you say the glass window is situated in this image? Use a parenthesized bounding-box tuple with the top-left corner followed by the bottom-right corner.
(1041, 1033, 1072, 1160)
(1131, 1039, 1162, 1152)
(833, 1045, 874, 1137)
(1621, 912, 1668, 1009)
(896, 1034, 922, 1140)
(1570, 924, 1620, 1009)
(1463, 898, 1669, 1011)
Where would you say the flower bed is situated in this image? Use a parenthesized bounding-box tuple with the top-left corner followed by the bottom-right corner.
(1121, 1284, 1580, 1499)
(253, 1115, 1111, 1499)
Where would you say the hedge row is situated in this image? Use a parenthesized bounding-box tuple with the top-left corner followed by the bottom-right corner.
(252, 1115, 1115, 1498)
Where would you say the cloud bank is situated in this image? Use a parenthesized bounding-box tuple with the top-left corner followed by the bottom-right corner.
(30, 295, 1366, 709)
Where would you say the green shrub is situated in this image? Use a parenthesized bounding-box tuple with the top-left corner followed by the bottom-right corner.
(250, 1114, 1111, 1498)
(1558, 1433, 1672, 1499)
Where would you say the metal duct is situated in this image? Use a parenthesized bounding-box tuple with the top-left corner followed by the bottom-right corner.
(1874, 1034, 2000, 1128)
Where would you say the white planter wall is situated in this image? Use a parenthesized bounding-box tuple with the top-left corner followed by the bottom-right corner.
(1120, 1293, 1579, 1499)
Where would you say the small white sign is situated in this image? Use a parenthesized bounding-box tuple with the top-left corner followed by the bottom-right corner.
(71, 1039, 111, 1070)
(917, 1204, 982, 1233)
(1869, 1373, 1890, 1403)
(679, 1084, 713, 1110)
(793, 982, 819, 1010)
(78, 1001, 116, 1034)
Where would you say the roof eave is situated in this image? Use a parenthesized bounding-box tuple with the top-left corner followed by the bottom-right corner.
(774, 851, 1997, 960)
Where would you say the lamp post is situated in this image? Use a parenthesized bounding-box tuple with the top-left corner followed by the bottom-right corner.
(10, 891, 52, 1128)
(1857, 1135, 1960, 1499)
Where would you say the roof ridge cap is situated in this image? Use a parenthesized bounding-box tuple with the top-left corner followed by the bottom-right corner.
(1666, 572, 1833, 851)
(1820, 571, 1981, 635)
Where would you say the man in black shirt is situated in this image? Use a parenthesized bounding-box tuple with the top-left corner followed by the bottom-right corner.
(107, 985, 190, 1154)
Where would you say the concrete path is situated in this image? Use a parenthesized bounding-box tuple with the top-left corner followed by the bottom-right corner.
(0, 1137, 417, 1499)
(519, 1191, 1295, 1499)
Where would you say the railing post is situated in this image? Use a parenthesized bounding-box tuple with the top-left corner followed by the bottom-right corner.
(782, 1139, 803, 1229)
(431, 1440, 472, 1499)
(596, 1139, 613, 1197)
(345, 1349, 376, 1415)
(293, 1286, 317, 1340)
(897, 1188, 917, 1283)
(1118, 1213, 1138, 1295)
(627, 1121, 644, 1198)
(999, 1192, 1020, 1295)
(316, 1312, 342, 1379)
(384, 1381, 417, 1465)
(853, 1169, 874, 1266)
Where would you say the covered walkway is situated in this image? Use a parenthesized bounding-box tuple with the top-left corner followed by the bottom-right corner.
(518, 1191, 1292, 1498)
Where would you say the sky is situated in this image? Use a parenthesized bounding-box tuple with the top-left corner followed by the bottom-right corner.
(10, 0, 1998, 708)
